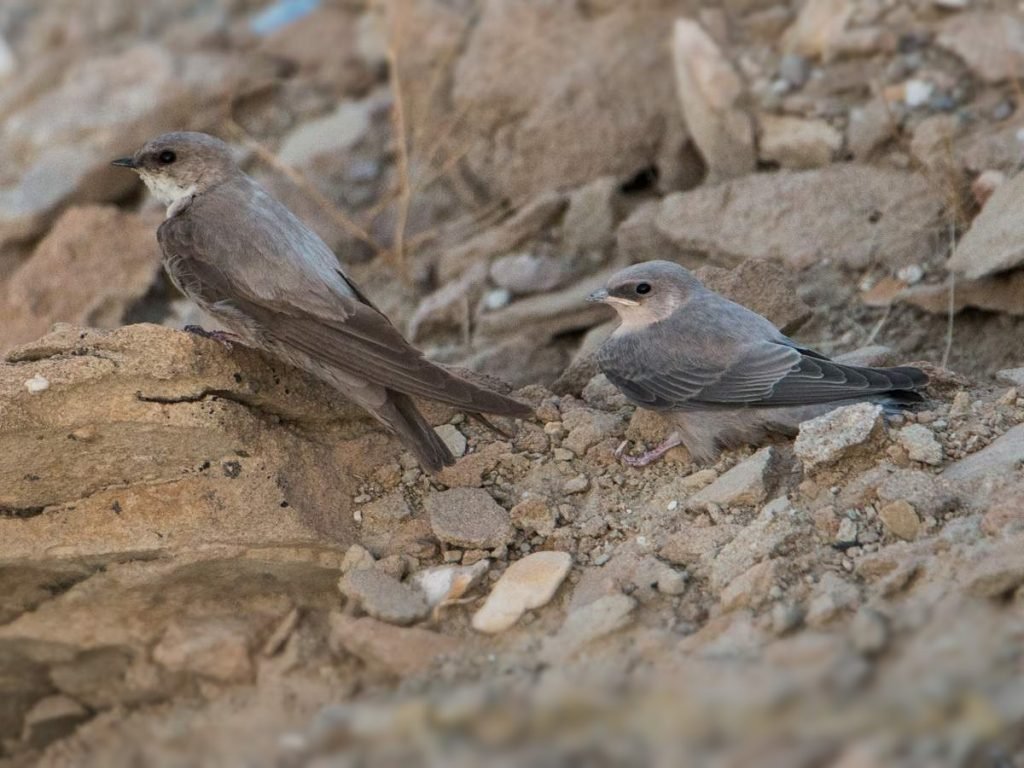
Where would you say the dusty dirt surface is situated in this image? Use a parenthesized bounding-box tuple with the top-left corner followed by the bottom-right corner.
(2, 1, 1024, 766)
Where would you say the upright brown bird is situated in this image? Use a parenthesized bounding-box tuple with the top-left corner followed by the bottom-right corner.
(113, 131, 531, 472)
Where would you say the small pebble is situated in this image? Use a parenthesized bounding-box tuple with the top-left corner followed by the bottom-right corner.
(483, 289, 511, 311)
(563, 475, 590, 494)
(25, 375, 49, 394)
(904, 79, 934, 108)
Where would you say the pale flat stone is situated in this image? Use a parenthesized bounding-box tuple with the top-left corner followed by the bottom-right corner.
(472, 551, 572, 634)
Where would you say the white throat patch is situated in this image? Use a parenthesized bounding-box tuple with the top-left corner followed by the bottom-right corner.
(139, 171, 196, 218)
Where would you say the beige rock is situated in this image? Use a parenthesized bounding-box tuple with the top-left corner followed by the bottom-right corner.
(795, 403, 884, 471)
(878, 500, 921, 541)
(153, 617, 255, 683)
(561, 176, 618, 256)
(896, 272, 1024, 316)
(0, 324, 371, 559)
(542, 594, 636, 661)
(510, 497, 557, 537)
(961, 539, 1024, 597)
(806, 572, 860, 626)
(0, 206, 160, 352)
(426, 488, 513, 550)
(671, 19, 756, 181)
(660, 524, 742, 566)
(946, 167, 1024, 279)
(710, 498, 808, 589)
(21, 694, 89, 749)
(897, 425, 943, 466)
(259, 7, 370, 90)
(945, 424, 1024, 491)
(328, 613, 463, 677)
(720, 559, 781, 611)
(472, 551, 572, 633)
(0, 44, 266, 246)
(443, 2, 683, 202)
(782, 0, 854, 60)
(937, 13, 1024, 84)
(688, 447, 783, 509)
(695, 259, 812, 334)
(474, 269, 617, 343)
(437, 193, 567, 283)
(655, 166, 943, 271)
(759, 115, 842, 169)
(847, 99, 895, 159)
(277, 100, 373, 168)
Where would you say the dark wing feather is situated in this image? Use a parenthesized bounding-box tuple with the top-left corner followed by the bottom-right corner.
(158, 189, 530, 418)
(598, 331, 927, 411)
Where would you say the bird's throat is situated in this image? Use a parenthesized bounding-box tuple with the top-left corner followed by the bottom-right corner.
(139, 171, 197, 218)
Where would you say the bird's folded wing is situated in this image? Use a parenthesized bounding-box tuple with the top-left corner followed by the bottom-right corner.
(599, 336, 923, 410)
(159, 217, 529, 416)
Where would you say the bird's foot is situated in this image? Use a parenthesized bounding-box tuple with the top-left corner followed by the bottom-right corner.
(614, 437, 684, 468)
(184, 325, 241, 350)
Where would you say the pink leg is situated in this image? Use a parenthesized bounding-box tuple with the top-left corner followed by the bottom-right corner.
(184, 325, 242, 349)
(614, 436, 684, 467)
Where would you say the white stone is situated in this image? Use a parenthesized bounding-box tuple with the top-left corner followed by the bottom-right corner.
(435, 424, 468, 458)
(25, 375, 50, 394)
(472, 551, 572, 634)
(897, 264, 924, 285)
(413, 560, 490, 608)
(903, 79, 934, 108)
(483, 288, 512, 311)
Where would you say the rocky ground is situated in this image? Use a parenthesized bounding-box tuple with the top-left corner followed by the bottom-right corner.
(2, 0, 1024, 766)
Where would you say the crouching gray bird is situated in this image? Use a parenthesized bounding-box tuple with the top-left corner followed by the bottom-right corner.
(588, 261, 928, 466)
(112, 131, 531, 473)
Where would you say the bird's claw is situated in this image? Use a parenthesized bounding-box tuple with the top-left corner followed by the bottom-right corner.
(184, 325, 241, 349)
(615, 438, 683, 468)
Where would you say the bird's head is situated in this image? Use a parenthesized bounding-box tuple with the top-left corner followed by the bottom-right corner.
(587, 260, 704, 330)
(111, 132, 238, 212)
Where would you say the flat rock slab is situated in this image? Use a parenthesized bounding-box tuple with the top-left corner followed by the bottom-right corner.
(655, 165, 943, 270)
(425, 488, 513, 550)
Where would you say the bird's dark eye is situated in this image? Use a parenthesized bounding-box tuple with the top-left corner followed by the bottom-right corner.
(635, 282, 652, 295)
(157, 150, 177, 164)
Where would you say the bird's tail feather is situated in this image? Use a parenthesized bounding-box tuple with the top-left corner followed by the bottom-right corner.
(377, 391, 455, 473)
(435, 369, 534, 419)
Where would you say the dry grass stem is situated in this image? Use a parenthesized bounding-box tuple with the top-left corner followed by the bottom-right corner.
(223, 118, 382, 254)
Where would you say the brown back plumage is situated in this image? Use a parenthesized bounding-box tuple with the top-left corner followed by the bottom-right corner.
(116, 132, 531, 472)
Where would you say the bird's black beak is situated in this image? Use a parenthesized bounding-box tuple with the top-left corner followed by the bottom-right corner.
(587, 288, 610, 303)
(111, 157, 137, 169)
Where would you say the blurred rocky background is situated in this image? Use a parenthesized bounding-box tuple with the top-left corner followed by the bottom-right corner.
(2, 0, 1024, 765)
